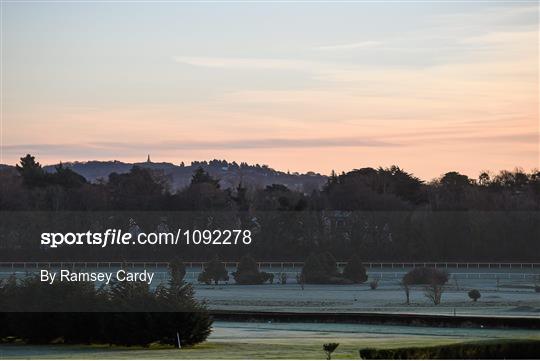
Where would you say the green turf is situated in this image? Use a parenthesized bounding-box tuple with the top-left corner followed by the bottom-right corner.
(0, 337, 504, 359)
(3, 329, 539, 360)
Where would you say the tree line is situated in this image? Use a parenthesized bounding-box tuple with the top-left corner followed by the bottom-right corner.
(0, 154, 538, 262)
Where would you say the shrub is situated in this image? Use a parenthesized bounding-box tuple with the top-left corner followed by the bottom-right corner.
(402, 267, 449, 286)
(301, 252, 343, 284)
(468, 289, 481, 302)
(198, 256, 229, 285)
(232, 255, 272, 284)
(301, 253, 330, 283)
(197, 272, 212, 285)
(369, 279, 379, 290)
(342, 254, 368, 283)
(169, 257, 186, 284)
(280, 273, 287, 284)
(359, 339, 540, 359)
(401, 281, 411, 304)
(320, 252, 339, 276)
(0, 271, 212, 346)
(296, 272, 305, 287)
(323, 342, 340, 360)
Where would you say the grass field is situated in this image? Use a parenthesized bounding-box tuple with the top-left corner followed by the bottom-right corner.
(194, 281, 540, 317)
(1, 321, 538, 359)
(0, 340, 466, 359)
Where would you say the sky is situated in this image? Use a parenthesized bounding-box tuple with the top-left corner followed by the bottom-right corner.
(1, 1, 538, 180)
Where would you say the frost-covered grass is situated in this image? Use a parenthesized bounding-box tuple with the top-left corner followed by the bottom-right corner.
(194, 280, 540, 316)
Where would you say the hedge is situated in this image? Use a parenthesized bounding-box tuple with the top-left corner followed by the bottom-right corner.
(359, 339, 540, 359)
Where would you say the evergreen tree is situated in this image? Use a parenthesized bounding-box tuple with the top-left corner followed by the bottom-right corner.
(198, 256, 229, 285)
(301, 252, 340, 283)
(16, 154, 47, 187)
(342, 254, 368, 283)
(232, 255, 272, 284)
(191, 167, 220, 188)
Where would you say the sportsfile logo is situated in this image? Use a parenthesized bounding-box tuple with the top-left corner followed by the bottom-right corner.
(40, 229, 253, 248)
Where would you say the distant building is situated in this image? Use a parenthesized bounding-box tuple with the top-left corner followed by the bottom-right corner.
(146, 154, 151, 163)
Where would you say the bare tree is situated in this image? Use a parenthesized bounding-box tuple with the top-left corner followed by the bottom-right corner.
(453, 275, 460, 291)
(401, 281, 411, 305)
(424, 283, 444, 305)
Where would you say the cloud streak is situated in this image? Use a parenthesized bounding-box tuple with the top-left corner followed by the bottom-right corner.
(173, 56, 314, 70)
(4, 137, 398, 156)
(5, 130, 535, 161)
(314, 41, 382, 51)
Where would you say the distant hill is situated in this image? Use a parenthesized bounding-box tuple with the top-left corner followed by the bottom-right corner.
(0, 164, 16, 173)
(21, 159, 329, 192)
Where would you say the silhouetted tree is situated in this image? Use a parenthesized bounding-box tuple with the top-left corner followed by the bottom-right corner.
(301, 252, 342, 284)
(323, 343, 339, 360)
(16, 154, 46, 187)
(342, 254, 368, 283)
(198, 256, 229, 285)
(191, 167, 220, 188)
(232, 255, 272, 284)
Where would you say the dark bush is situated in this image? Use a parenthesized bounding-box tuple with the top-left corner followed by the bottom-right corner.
(301, 252, 366, 284)
(301, 253, 329, 283)
(169, 257, 186, 283)
(232, 255, 272, 284)
(359, 339, 540, 359)
(0, 271, 212, 346)
(369, 279, 379, 290)
(342, 254, 368, 283)
(323, 342, 340, 360)
(301, 252, 343, 284)
(198, 256, 229, 285)
(468, 289, 481, 302)
(320, 252, 339, 277)
(403, 267, 449, 285)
